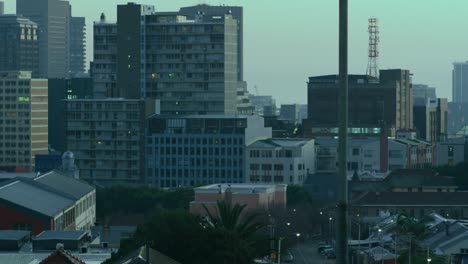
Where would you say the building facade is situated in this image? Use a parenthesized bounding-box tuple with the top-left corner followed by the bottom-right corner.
(246, 138, 315, 185)
(412, 84, 436, 106)
(69, 17, 86, 76)
(249, 95, 277, 116)
(305, 69, 413, 137)
(0, 15, 39, 77)
(116, 3, 154, 99)
(279, 104, 301, 125)
(190, 183, 287, 216)
(92, 13, 117, 99)
(145, 115, 272, 187)
(413, 98, 448, 142)
(48, 77, 93, 152)
(65, 99, 153, 185)
(143, 12, 238, 114)
(179, 4, 244, 82)
(453, 62, 468, 103)
(17, 0, 71, 78)
(436, 137, 468, 166)
(0, 71, 48, 171)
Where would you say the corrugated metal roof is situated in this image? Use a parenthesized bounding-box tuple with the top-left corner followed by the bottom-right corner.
(34, 231, 88, 241)
(0, 180, 74, 217)
(0, 230, 30, 241)
(35, 171, 94, 200)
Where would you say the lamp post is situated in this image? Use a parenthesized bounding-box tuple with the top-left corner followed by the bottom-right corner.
(337, 0, 349, 263)
(329, 217, 333, 241)
(378, 228, 384, 264)
(277, 237, 284, 264)
(427, 247, 432, 264)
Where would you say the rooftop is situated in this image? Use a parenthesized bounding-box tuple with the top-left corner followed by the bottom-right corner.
(195, 183, 287, 194)
(34, 231, 88, 241)
(0, 230, 30, 241)
(34, 171, 94, 200)
(248, 138, 313, 148)
(0, 179, 74, 217)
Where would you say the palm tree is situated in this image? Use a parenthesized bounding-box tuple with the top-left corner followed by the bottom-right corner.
(202, 200, 267, 239)
(202, 200, 269, 264)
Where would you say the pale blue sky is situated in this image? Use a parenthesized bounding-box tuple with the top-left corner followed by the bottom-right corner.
(6, 0, 468, 103)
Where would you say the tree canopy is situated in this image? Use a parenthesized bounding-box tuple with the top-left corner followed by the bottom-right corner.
(96, 185, 194, 220)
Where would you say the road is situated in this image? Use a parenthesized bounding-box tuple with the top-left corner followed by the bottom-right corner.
(288, 240, 336, 264)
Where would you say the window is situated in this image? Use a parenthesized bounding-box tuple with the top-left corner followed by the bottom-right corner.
(352, 148, 360, 156)
(448, 146, 454, 157)
(250, 164, 259, 170)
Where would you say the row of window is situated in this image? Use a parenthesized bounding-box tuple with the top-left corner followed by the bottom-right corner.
(250, 149, 293, 158)
(149, 146, 243, 156)
(249, 163, 306, 171)
(151, 169, 243, 178)
(0, 81, 30, 87)
(150, 157, 242, 168)
(148, 137, 243, 145)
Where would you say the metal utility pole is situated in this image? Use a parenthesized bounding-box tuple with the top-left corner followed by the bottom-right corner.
(337, 0, 349, 263)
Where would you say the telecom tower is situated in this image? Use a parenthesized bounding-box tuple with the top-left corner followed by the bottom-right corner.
(366, 18, 379, 78)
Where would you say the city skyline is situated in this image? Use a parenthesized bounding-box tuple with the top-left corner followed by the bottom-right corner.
(6, 0, 468, 104)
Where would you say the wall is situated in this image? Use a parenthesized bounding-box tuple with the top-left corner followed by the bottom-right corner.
(0, 205, 49, 235)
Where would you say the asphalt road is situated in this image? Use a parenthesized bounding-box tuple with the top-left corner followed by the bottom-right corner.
(288, 240, 336, 264)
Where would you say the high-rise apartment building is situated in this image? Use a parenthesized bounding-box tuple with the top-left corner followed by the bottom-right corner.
(179, 4, 243, 82)
(145, 115, 272, 188)
(305, 69, 413, 137)
(412, 84, 436, 106)
(65, 99, 154, 185)
(92, 13, 117, 99)
(48, 77, 93, 152)
(117, 3, 154, 99)
(413, 98, 448, 142)
(453, 62, 468, 103)
(70, 17, 86, 75)
(92, 4, 239, 115)
(143, 12, 238, 114)
(0, 15, 39, 76)
(0, 71, 48, 171)
(17, 0, 71, 78)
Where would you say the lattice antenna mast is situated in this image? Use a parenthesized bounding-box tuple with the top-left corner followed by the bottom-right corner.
(366, 18, 379, 78)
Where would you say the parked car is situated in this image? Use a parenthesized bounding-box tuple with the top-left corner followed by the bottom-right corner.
(318, 245, 333, 253)
(321, 247, 334, 256)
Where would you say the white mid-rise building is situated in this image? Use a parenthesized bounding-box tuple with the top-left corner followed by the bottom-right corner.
(246, 138, 315, 185)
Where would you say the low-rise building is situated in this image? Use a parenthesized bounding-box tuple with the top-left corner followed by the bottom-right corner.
(190, 183, 287, 215)
(436, 137, 468, 166)
(145, 115, 272, 187)
(34, 171, 95, 231)
(246, 138, 315, 185)
(65, 98, 155, 185)
(0, 171, 95, 235)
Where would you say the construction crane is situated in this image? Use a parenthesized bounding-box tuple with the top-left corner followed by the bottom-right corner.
(254, 85, 259, 96)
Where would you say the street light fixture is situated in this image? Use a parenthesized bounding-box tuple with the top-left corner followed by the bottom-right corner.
(286, 222, 291, 226)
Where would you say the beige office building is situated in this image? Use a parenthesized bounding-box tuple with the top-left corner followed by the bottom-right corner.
(0, 71, 48, 171)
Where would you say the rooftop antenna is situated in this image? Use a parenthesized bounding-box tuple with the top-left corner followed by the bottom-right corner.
(366, 17, 379, 79)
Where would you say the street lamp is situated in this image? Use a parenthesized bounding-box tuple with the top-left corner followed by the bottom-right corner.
(286, 222, 291, 226)
(277, 237, 284, 264)
(329, 217, 333, 241)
